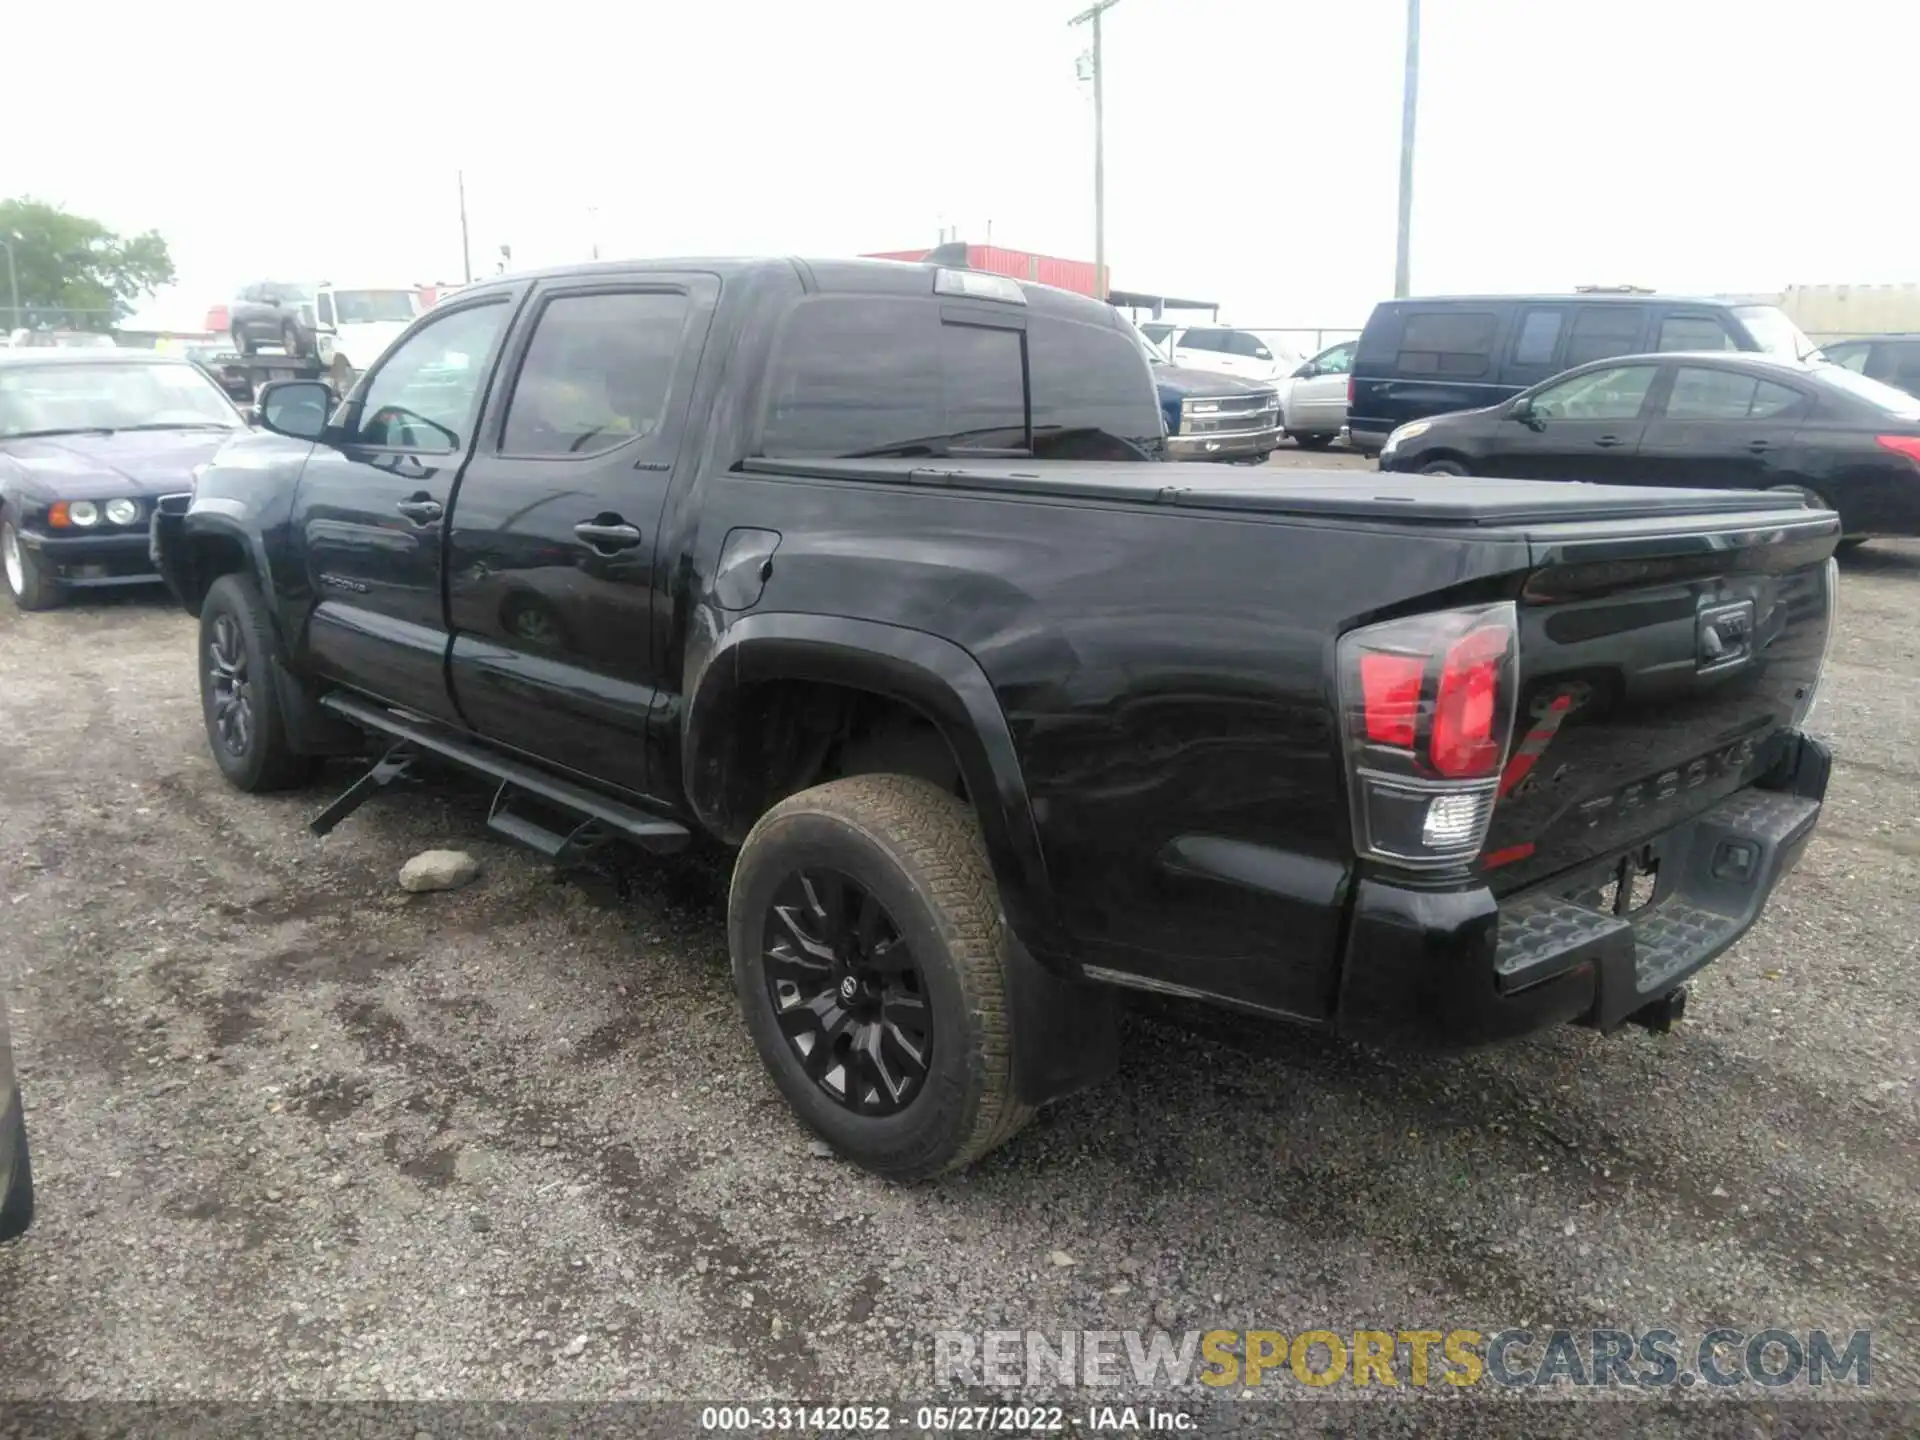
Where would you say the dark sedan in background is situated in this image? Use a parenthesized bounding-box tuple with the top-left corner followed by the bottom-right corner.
(0, 351, 247, 610)
(1379, 352, 1920, 548)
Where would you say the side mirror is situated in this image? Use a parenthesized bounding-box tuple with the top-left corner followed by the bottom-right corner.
(1508, 396, 1535, 421)
(1292, 362, 1316, 379)
(256, 379, 332, 441)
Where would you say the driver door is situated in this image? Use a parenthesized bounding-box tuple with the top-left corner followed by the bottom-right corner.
(1288, 341, 1355, 434)
(291, 291, 520, 723)
(1476, 361, 1661, 482)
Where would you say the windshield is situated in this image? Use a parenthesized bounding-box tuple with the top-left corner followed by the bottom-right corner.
(332, 289, 420, 324)
(0, 362, 241, 438)
(1817, 364, 1920, 420)
(260, 282, 315, 304)
(1734, 305, 1819, 361)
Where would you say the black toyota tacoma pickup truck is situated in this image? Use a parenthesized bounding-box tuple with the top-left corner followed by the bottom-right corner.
(153, 256, 1837, 1180)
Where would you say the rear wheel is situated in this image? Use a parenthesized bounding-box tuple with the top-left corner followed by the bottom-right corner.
(1, 513, 56, 612)
(0, 1103, 32, 1242)
(1769, 484, 1864, 550)
(281, 321, 304, 357)
(198, 573, 318, 792)
(231, 326, 254, 356)
(728, 775, 1032, 1180)
(1420, 459, 1468, 476)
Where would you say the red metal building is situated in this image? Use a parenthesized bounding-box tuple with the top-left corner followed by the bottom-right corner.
(862, 245, 1100, 299)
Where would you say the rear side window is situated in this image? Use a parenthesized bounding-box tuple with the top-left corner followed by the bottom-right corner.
(1226, 330, 1273, 359)
(500, 291, 690, 456)
(1027, 313, 1162, 457)
(1562, 307, 1646, 367)
(1657, 315, 1737, 352)
(1665, 367, 1805, 421)
(1512, 309, 1564, 366)
(1396, 310, 1497, 377)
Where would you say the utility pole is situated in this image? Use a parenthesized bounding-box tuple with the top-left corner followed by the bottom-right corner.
(1394, 0, 1420, 298)
(0, 237, 18, 335)
(1069, 0, 1122, 303)
(458, 170, 473, 285)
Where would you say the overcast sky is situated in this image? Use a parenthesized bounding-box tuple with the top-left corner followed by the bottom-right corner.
(9, 0, 1914, 333)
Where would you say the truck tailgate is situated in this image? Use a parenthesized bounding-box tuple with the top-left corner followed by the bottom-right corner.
(1481, 506, 1837, 896)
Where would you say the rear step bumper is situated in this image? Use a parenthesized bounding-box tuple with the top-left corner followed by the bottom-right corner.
(1334, 732, 1830, 1049)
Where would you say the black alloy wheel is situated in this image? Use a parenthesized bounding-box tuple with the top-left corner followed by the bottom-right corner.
(206, 611, 254, 759)
(761, 868, 933, 1116)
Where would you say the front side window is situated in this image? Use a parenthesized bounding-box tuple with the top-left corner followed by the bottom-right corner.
(1531, 364, 1658, 421)
(1177, 329, 1225, 353)
(1313, 341, 1356, 375)
(501, 291, 690, 457)
(0, 362, 241, 438)
(353, 300, 509, 452)
(1227, 330, 1273, 360)
(1658, 315, 1738, 352)
(1562, 307, 1646, 367)
(1396, 310, 1497, 376)
(1732, 305, 1816, 360)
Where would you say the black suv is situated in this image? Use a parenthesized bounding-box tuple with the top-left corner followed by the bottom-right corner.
(1348, 293, 1817, 454)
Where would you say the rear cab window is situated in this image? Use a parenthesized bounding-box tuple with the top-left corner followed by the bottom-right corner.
(756, 294, 1160, 461)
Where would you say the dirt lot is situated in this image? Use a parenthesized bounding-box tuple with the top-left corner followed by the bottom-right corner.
(1, 471, 1917, 1429)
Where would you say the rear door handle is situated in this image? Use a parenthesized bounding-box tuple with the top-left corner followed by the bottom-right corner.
(1594, 435, 1628, 449)
(394, 494, 443, 524)
(574, 520, 643, 551)
(1747, 439, 1776, 454)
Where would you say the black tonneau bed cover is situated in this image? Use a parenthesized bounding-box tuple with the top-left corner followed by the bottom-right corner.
(744, 458, 1818, 528)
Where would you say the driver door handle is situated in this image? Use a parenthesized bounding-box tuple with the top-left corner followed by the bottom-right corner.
(1593, 435, 1628, 449)
(1747, 439, 1776, 454)
(574, 520, 643, 551)
(394, 494, 443, 524)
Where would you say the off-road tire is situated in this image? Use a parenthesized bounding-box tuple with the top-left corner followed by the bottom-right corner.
(0, 1103, 31, 1241)
(1, 513, 56, 612)
(729, 775, 1033, 1180)
(198, 573, 319, 792)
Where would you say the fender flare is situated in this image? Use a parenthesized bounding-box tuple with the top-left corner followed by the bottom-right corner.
(683, 611, 1066, 965)
(177, 503, 277, 618)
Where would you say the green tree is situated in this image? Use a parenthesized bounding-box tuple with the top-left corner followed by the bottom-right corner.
(0, 196, 176, 332)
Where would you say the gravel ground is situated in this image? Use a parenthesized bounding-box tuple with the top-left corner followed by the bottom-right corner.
(1, 497, 1916, 1434)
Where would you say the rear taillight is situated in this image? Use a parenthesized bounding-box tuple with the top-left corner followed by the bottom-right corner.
(1874, 434, 1920, 466)
(1337, 602, 1519, 868)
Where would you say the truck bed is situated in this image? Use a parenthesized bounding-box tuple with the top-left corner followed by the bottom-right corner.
(741, 457, 1816, 528)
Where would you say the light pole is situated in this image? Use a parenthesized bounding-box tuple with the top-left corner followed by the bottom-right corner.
(0, 236, 19, 335)
(1394, 0, 1420, 298)
(1069, 0, 1122, 303)
(458, 171, 473, 284)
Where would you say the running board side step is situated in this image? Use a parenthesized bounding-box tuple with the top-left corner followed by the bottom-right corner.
(314, 693, 691, 854)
